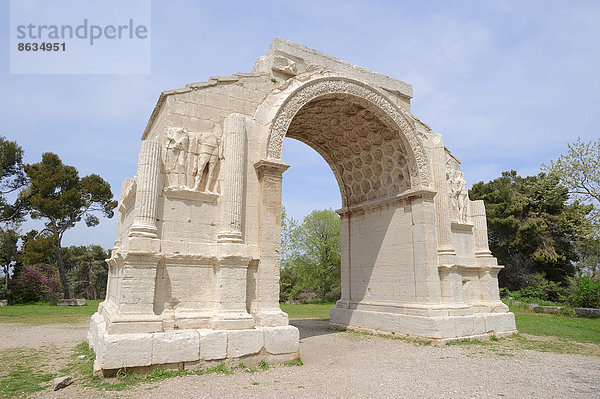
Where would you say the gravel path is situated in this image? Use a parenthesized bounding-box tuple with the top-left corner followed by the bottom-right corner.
(2, 319, 597, 398)
(0, 322, 89, 350)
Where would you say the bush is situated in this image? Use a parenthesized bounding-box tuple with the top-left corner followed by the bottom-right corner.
(501, 274, 567, 302)
(567, 275, 600, 308)
(8, 264, 61, 303)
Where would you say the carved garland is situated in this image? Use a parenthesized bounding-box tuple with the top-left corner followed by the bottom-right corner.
(266, 77, 432, 188)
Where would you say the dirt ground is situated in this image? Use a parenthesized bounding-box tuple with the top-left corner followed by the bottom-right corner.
(1, 319, 598, 398)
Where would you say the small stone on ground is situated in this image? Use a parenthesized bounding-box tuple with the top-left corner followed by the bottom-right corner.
(52, 376, 72, 391)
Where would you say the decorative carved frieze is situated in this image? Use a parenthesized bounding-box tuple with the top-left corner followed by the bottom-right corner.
(266, 77, 432, 190)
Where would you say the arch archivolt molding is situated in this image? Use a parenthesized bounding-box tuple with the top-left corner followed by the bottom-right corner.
(263, 76, 432, 189)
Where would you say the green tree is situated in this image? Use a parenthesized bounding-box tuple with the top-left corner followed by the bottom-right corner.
(544, 137, 600, 277)
(63, 245, 109, 300)
(279, 207, 298, 301)
(0, 229, 19, 298)
(469, 171, 592, 290)
(544, 137, 600, 207)
(0, 136, 27, 225)
(0, 136, 27, 297)
(19, 230, 57, 267)
(23, 153, 117, 299)
(283, 209, 341, 302)
(575, 237, 600, 278)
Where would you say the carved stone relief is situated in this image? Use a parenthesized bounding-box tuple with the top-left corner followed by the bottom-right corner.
(266, 77, 432, 189)
(118, 178, 137, 213)
(163, 126, 223, 200)
(272, 55, 298, 76)
(191, 130, 222, 193)
(287, 95, 411, 206)
(446, 153, 469, 224)
(165, 127, 189, 189)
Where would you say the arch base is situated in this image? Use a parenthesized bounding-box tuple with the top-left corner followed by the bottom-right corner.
(330, 307, 517, 343)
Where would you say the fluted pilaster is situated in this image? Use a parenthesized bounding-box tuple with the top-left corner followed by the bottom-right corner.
(218, 113, 247, 243)
(432, 139, 455, 257)
(129, 140, 161, 238)
(471, 200, 493, 258)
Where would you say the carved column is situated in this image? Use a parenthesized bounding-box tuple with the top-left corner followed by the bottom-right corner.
(253, 159, 290, 327)
(129, 140, 161, 238)
(471, 200, 508, 312)
(432, 137, 455, 259)
(218, 114, 246, 243)
(471, 200, 493, 260)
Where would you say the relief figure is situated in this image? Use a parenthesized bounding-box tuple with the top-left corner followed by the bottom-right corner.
(165, 127, 189, 188)
(449, 170, 469, 223)
(191, 130, 223, 193)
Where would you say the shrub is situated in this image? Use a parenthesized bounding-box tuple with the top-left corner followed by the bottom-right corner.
(567, 275, 600, 308)
(8, 264, 61, 303)
(501, 274, 567, 302)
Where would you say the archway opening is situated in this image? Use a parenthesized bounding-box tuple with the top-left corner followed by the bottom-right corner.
(282, 137, 341, 223)
(280, 137, 341, 306)
(278, 93, 415, 319)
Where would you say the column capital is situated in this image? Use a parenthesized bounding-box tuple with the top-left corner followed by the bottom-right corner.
(254, 159, 290, 179)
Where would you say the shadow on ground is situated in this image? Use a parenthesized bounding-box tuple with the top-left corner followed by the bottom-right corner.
(290, 318, 339, 340)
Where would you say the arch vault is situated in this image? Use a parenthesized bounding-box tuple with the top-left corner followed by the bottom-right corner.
(88, 38, 516, 375)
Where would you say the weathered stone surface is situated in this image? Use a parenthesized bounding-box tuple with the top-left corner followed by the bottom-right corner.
(99, 333, 153, 369)
(152, 330, 200, 364)
(199, 330, 227, 360)
(263, 326, 300, 354)
(0, 300, 7, 306)
(227, 329, 264, 358)
(89, 37, 516, 374)
(533, 306, 564, 314)
(575, 308, 600, 318)
(52, 376, 72, 391)
(482, 313, 517, 334)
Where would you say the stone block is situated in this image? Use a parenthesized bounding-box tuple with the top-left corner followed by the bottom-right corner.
(574, 308, 600, 318)
(87, 312, 104, 349)
(152, 330, 199, 364)
(482, 312, 516, 333)
(263, 326, 299, 354)
(533, 306, 564, 314)
(473, 314, 486, 334)
(99, 333, 154, 369)
(454, 316, 477, 337)
(227, 329, 264, 358)
(57, 299, 86, 306)
(199, 330, 227, 360)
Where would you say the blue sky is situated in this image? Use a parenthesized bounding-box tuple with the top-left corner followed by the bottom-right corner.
(2, 0, 599, 249)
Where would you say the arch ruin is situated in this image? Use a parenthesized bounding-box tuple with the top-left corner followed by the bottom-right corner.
(88, 38, 516, 375)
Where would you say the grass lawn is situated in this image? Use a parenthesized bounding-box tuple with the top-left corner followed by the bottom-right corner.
(280, 301, 335, 320)
(0, 300, 101, 325)
(510, 307, 600, 344)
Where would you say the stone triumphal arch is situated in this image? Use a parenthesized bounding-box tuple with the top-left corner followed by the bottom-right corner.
(88, 38, 516, 374)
